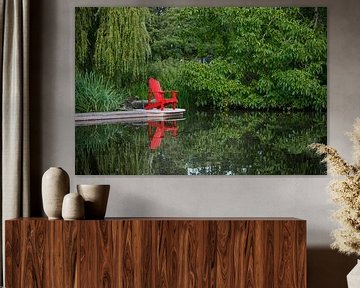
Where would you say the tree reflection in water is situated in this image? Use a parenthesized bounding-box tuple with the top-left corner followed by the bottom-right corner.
(75, 110, 326, 175)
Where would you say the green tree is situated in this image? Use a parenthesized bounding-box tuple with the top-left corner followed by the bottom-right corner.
(148, 7, 327, 111)
(147, 7, 219, 61)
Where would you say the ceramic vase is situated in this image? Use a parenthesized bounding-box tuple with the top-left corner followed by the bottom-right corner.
(77, 184, 110, 219)
(62, 192, 85, 220)
(347, 260, 360, 288)
(42, 167, 70, 219)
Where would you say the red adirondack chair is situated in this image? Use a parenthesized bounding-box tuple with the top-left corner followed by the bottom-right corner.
(145, 78, 178, 110)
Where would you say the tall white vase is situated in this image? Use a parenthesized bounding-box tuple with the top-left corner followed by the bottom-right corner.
(42, 167, 70, 219)
(347, 260, 360, 288)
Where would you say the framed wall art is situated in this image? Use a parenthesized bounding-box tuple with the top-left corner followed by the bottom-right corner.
(75, 6, 327, 175)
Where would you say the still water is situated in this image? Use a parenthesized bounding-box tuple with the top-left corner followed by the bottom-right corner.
(75, 110, 326, 175)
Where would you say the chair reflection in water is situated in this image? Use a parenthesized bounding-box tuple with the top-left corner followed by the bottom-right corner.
(147, 120, 178, 150)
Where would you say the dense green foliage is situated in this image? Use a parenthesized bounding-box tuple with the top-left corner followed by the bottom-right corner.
(75, 7, 327, 112)
(148, 7, 327, 110)
(76, 111, 326, 175)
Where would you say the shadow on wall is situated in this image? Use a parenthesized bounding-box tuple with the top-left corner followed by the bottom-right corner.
(308, 248, 357, 288)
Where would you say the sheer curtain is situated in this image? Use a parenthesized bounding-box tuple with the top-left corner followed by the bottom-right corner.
(0, 0, 30, 284)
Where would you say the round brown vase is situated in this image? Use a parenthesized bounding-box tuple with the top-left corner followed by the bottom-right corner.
(62, 192, 85, 220)
(42, 167, 70, 219)
(77, 184, 110, 219)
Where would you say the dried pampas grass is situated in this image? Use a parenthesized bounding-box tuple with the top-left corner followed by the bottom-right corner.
(309, 118, 360, 256)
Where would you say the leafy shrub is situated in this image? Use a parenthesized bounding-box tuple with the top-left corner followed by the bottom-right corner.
(179, 59, 240, 109)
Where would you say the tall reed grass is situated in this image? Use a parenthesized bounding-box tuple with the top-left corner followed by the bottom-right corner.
(75, 71, 125, 113)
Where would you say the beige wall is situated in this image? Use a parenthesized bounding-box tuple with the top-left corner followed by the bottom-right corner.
(29, 0, 360, 286)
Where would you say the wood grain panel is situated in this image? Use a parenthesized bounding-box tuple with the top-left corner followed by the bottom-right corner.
(155, 220, 168, 287)
(21, 219, 47, 288)
(47, 220, 64, 288)
(296, 221, 307, 287)
(121, 220, 135, 287)
(216, 220, 234, 287)
(5, 218, 306, 288)
(5, 221, 21, 288)
(97, 220, 114, 287)
(234, 221, 250, 287)
(80, 220, 115, 288)
(263, 221, 275, 287)
(63, 221, 80, 288)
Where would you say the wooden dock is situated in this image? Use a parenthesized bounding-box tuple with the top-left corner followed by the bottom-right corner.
(75, 108, 186, 126)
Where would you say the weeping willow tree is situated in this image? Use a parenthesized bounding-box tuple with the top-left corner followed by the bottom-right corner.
(75, 7, 98, 71)
(75, 7, 151, 85)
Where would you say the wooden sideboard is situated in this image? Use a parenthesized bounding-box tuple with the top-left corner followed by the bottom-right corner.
(5, 218, 306, 287)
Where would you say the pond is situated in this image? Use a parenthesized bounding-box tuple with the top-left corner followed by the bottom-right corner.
(75, 110, 327, 175)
